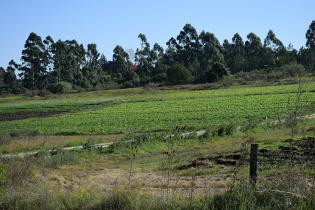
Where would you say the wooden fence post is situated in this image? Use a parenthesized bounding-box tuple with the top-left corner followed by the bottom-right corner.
(249, 144, 258, 185)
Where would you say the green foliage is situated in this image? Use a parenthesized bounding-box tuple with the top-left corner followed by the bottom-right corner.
(47, 82, 73, 94)
(2, 21, 315, 93)
(299, 48, 315, 72)
(167, 64, 191, 84)
(296, 193, 315, 210)
(205, 62, 228, 82)
(224, 33, 246, 73)
(306, 20, 315, 49)
(20, 32, 49, 90)
(83, 43, 106, 87)
(0, 83, 313, 135)
(110, 45, 132, 83)
(235, 63, 306, 82)
(135, 33, 157, 84)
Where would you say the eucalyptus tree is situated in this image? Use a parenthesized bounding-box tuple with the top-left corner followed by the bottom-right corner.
(306, 20, 315, 49)
(135, 33, 153, 83)
(176, 24, 200, 69)
(225, 33, 246, 73)
(150, 43, 167, 83)
(300, 20, 315, 72)
(245, 33, 264, 71)
(198, 31, 225, 82)
(4, 60, 19, 89)
(0, 67, 5, 87)
(52, 39, 85, 86)
(84, 43, 102, 87)
(110, 45, 132, 83)
(20, 32, 49, 89)
(263, 30, 290, 67)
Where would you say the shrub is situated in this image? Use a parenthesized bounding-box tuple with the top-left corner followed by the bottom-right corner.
(235, 63, 306, 83)
(276, 63, 306, 77)
(167, 64, 192, 85)
(47, 82, 73, 94)
(209, 62, 228, 82)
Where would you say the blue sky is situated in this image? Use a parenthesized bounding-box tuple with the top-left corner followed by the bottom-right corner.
(0, 0, 314, 67)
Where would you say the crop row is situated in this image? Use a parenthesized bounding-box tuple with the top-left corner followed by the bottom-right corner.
(0, 83, 314, 114)
(0, 92, 314, 135)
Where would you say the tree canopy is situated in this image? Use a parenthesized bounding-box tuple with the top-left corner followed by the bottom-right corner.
(1, 21, 314, 94)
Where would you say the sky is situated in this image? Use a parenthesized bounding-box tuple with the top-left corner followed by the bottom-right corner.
(0, 0, 314, 67)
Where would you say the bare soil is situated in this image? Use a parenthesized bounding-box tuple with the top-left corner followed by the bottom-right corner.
(178, 137, 315, 170)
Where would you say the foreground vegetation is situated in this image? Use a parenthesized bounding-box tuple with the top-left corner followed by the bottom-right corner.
(0, 80, 314, 209)
(0, 121, 315, 209)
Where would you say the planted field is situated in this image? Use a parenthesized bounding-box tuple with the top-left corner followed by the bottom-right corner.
(1, 83, 315, 210)
(0, 83, 314, 135)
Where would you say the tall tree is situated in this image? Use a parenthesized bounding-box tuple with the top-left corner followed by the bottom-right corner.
(223, 39, 232, 65)
(263, 30, 294, 67)
(20, 32, 49, 89)
(176, 24, 200, 68)
(66, 40, 86, 86)
(197, 31, 224, 82)
(5, 60, 18, 86)
(300, 20, 315, 72)
(84, 43, 102, 87)
(135, 33, 153, 83)
(43, 36, 56, 84)
(99, 54, 108, 71)
(52, 40, 67, 83)
(52, 40, 85, 86)
(0, 67, 5, 88)
(306, 20, 315, 49)
(245, 33, 263, 71)
(110, 45, 132, 83)
(226, 33, 246, 73)
(43, 36, 55, 72)
(165, 37, 179, 66)
(151, 43, 167, 83)
(299, 20, 315, 72)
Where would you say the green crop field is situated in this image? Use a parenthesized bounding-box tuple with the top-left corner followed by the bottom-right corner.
(0, 83, 314, 135)
(1, 82, 315, 210)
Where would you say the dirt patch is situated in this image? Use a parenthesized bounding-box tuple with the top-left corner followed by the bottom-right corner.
(178, 137, 315, 169)
(0, 111, 67, 121)
(259, 137, 315, 166)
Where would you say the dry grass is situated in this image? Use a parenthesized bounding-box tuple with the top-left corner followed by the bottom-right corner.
(0, 134, 122, 154)
(0, 119, 314, 209)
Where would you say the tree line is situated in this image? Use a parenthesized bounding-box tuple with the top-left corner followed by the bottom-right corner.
(1, 20, 315, 94)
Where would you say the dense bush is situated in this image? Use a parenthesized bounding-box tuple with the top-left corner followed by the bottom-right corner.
(47, 82, 73, 94)
(236, 63, 307, 83)
(206, 62, 228, 83)
(167, 64, 192, 85)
